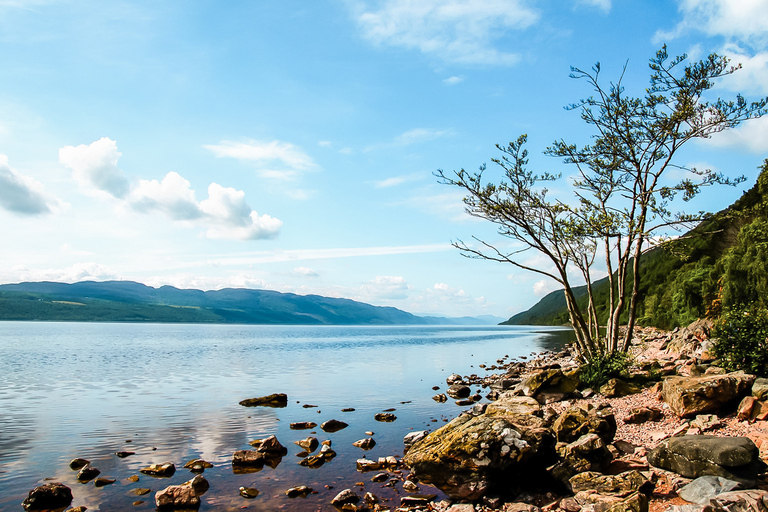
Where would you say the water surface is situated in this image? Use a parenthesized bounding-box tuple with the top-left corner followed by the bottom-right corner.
(0, 322, 573, 511)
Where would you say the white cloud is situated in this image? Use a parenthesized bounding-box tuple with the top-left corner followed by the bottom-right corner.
(533, 278, 559, 297)
(59, 137, 131, 198)
(362, 275, 411, 300)
(716, 44, 768, 95)
(0, 154, 58, 215)
(354, 0, 539, 65)
(3, 262, 120, 284)
(657, 0, 768, 47)
(443, 75, 464, 85)
(707, 116, 768, 152)
(59, 138, 283, 242)
(199, 183, 282, 241)
(292, 266, 319, 277)
(395, 128, 452, 145)
(576, 0, 610, 12)
(204, 139, 318, 182)
(129, 171, 202, 220)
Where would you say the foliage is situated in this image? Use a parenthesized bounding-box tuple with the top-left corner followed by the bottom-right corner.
(711, 306, 768, 376)
(439, 46, 767, 362)
(579, 351, 632, 389)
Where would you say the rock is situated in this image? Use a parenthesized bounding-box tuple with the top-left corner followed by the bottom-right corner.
(447, 384, 471, 399)
(648, 435, 765, 486)
(115, 451, 135, 458)
(239, 487, 259, 499)
(254, 435, 288, 455)
(132, 488, 152, 495)
(552, 403, 617, 445)
(374, 413, 396, 422)
(662, 372, 756, 418)
(600, 378, 641, 398)
(737, 396, 760, 421)
(321, 419, 348, 432)
(364, 491, 379, 504)
(502, 503, 542, 512)
(356, 458, 380, 472)
(239, 393, 288, 407)
(404, 430, 428, 448)
(155, 476, 209, 509)
(331, 489, 360, 506)
(403, 480, 419, 492)
(94, 477, 116, 487)
(140, 462, 176, 477)
(677, 475, 741, 505)
(295, 437, 319, 452)
(285, 486, 312, 498)
(402, 411, 556, 500)
(21, 482, 73, 511)
(624, 406, 663, 424)
(401, 494, 437, 507)
(371, 472, 389, 482)
(709, 489, 768, 511)
(570, 470, 653, 495)
(690, 414, 723, 431)
(183, 459, 214, 472)
(447, 374, 463, 385)
(298, 454, 325, 468)
(290, 421, 317, 430)
(519, 368, 579, 403)
(320, 443, 337, 459)
(69, 458, 89, 470)
(77, 465, 100, 482)
(753, 378, 768, 401)
(232, 450, 266, 467)
(485, 394, 541, 417)
(558, 432, 613, 475)
(353, 438, 376, 450)
(433, 393, 448, 402)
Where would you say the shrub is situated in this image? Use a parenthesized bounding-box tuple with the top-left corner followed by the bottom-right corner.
(579, 351, 632, 389)
(711, 306, 768, 376)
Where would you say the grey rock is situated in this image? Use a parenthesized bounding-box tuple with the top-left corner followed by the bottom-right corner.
(678, 476, 741, 505)
(753, 378, 768, 401)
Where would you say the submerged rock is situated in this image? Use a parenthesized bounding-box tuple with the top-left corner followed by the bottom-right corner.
(140, 462, 176, 477)
(69, 458, 89, 470)
(76, 465, 100, 483)
(21, 482, 73, 512)
(290, 421, 317, 430)
(374, 413, 396, 422)
(285, 485, 313, 498)
(239, 487, 259, 499)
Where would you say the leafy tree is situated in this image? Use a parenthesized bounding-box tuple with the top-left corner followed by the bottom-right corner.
(437, 46, 768, 361)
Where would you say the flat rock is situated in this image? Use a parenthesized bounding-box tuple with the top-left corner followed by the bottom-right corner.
(662, 372, 755, 418)
(648, 435, 764, 486)
(290, 421, 317, 430)
(140, 462, 176, 477)
(239, 393, 288, 408)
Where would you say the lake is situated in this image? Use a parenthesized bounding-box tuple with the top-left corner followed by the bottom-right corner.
(0, 322, 573, 511)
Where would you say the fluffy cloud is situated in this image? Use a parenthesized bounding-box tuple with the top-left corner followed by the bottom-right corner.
(362, 275, 411, 300)
(293, 267, 319, 277)
(667, 0, 768, 44)
(532, 279, 559, 297)
(0, 155, 57, 215)
(59, 137, 131, 198)
(354, 0, 539, 65)
(6, 261, 120, 284)
(61, 138, 283, 241)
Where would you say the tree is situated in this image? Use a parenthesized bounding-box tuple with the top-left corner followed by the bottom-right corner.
(437, 46, 768, 362)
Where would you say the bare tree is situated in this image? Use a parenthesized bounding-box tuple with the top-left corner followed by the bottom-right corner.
(438, 46, 768, 361)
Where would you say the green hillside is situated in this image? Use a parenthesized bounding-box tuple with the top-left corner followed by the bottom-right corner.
(0, 281, 439, 325)
(504, 161, 768, 329)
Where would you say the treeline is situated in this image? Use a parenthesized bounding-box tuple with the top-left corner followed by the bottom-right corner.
(505, 161, 768, 329)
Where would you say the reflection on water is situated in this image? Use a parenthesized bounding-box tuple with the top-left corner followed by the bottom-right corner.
(0, 322, 573, 511)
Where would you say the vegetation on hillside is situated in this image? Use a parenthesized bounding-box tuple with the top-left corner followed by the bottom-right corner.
(505, 161, 768, 330)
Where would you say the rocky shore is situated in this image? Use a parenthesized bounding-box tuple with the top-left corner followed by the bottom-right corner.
(403, 319, 768, 512)
(20, 320, 768, 512)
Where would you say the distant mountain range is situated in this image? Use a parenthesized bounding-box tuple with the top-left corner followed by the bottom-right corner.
(0, 280, 503, 326)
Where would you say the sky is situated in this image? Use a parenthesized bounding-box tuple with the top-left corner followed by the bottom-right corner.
(1, 0, 768, 319)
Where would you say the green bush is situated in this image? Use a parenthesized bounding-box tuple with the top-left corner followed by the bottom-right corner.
(579, 351, 632, 389)
(711, 306, 768, 376)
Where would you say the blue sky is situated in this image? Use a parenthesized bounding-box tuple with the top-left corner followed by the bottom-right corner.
(1, 0, 767, 319)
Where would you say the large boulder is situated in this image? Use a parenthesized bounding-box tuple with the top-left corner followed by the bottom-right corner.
(519, 369, 579, 404)
(484, 395, 541, 417)
(551, 404, 616, 445)
(21, 482, 73, 512)
(402, 412, 556, 500)
(647, 435, 765, 486)
(662, 372, 755, 418)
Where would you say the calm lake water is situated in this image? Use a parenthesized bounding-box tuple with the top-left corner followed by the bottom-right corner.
(0, 322, 573, 511)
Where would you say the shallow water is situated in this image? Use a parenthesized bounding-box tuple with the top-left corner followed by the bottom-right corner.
(0, 322, 573, 511)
